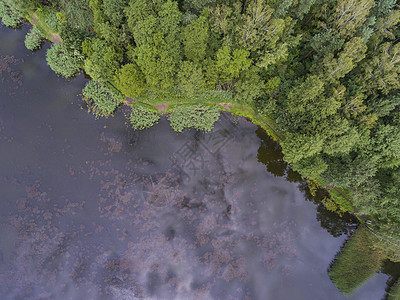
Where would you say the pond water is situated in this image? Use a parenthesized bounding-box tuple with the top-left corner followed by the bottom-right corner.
(0, 24, 396, 300)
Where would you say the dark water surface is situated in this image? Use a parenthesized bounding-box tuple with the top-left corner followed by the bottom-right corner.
(0, 24, 395, 300)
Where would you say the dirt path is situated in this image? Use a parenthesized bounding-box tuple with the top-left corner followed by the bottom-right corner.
(216, 102, 232, 110)
(125, 98, 168, 113)
(155, 102, 168, 112)
(124, 97, 135, 106)
(29, 13, 62, 44)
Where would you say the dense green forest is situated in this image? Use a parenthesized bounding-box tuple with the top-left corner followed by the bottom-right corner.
(1, 0, 400, 247)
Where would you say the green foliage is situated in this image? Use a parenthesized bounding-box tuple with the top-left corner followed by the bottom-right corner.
(129, 103, 160, 130)
(177, 61, 205, 98)
(388, 278, 400, 300)
(360, 41, 400, 95)
(310, 30, 344, 58)
(326, 187, 354, 213)
(46, 44, 83, 78)
(44, 11, 59, 31)
(289, 0, 316, 20)
(315, 176, 355, 214)
(60, 0, 93, 32)
(291, 155, 328, 179)
(331, 0, 375, 38)
(234, 66, 265, 104)
(103, 0, 127, 26)
(316, 37, 367, 83)
(236, 0, 287, 51)
(59, 22, 86, 52)
(168, 104, 220, 132)
(366, 221, 400, 263)
(281, 132, 324, 166)
(214, 45, 251, 87)
(24, 26, 43, 51)
(0, 1, 23, 28)
(182, 15, 209, 62)
(82, 81, 124, 117)
(182, 0, 216, 15)
(1, 0, 44, 11)
(127, 0, 183, 93)
(115, 63, 147, 98)
(84, 38, 122, 82)
(329, 226, 383, 295)
(278, 75, 341, 132)
(34, 7, 60, 32)
(230, 106, 280, 140)
(8, 0, 400, 239)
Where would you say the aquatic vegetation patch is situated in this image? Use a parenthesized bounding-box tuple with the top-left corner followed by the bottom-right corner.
(24, 26, 43, 51)
(0, 1, 23, 28)
(329, 226, 383, 295)
(168, 104, 220, 132)
(46, 43, 83, 78)
(129, 103, 160, 130)
(82, 80, 124, 118)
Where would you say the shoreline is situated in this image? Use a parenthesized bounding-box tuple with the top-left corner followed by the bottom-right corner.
(19, 11, 356, 220)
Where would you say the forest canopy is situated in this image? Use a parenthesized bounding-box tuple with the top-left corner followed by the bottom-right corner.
(2, 0, 400, 236)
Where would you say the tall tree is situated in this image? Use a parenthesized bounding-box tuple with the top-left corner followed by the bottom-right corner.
(127, 0, 182, 93)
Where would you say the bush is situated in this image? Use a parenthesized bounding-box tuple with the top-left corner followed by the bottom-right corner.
(365, 221, 400, 263)
(129, 104, 160, 130)
(34, 7, 59, 32)
(44, 11, 59, 32)
(115, 63, 147, 98)
(24, 26, 43, 51)
(0, 2, 23, 28)
(46, 44, 83, 78)
(82, 81, 124, 117)
(168, 104, 220, 132)
(388, 279, 400, 300)
(329, 226, 383, 295)
(59, 23, 86, 51)
(61, 0, 93, 33)
(327, 187, 354, 213)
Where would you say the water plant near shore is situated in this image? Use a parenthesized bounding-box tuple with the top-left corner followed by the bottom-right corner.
(329, 226, 383, 295)
(24, 25, 43, 50)
(46, 43, 83, 78)
(82, 80, 124, 118)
